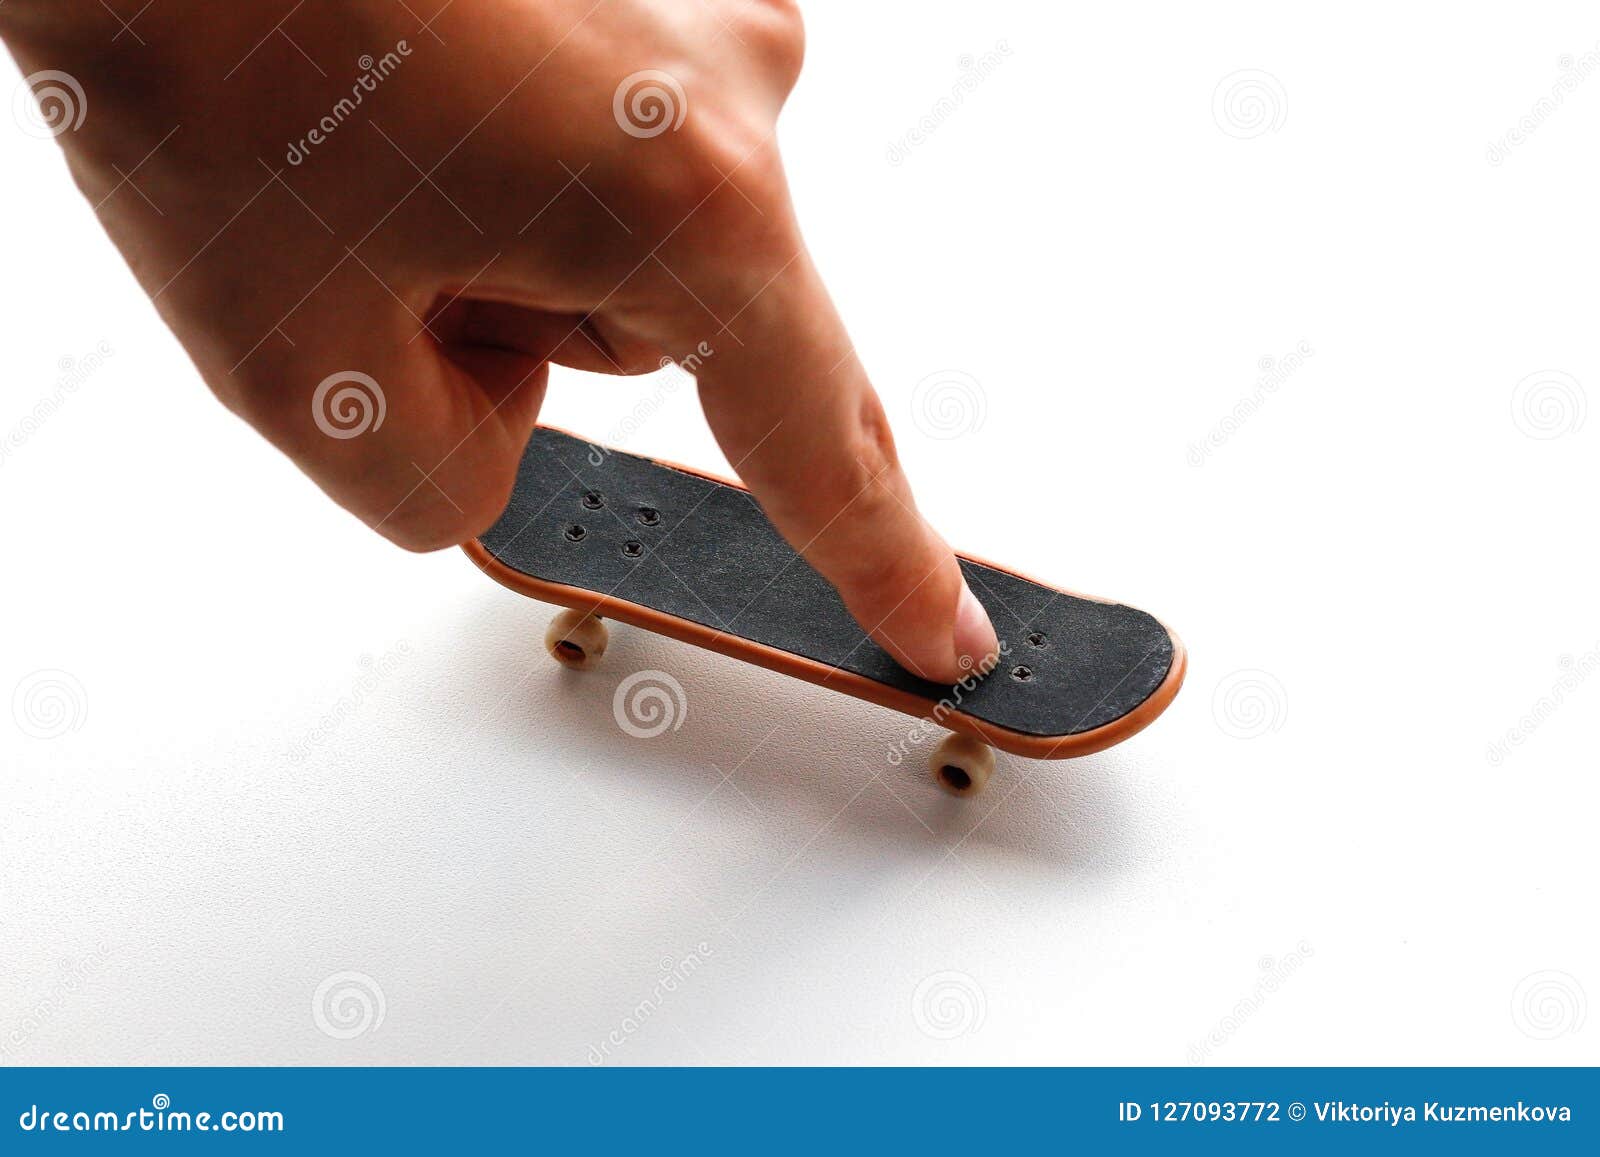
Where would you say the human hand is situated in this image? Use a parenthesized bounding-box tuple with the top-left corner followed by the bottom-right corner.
(1, 0, 998, 682)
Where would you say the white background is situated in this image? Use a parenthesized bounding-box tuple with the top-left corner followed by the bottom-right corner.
(2, 2, 1596, 1065)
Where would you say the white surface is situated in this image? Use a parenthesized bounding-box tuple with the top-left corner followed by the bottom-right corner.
(2, 3, 1597, 1065)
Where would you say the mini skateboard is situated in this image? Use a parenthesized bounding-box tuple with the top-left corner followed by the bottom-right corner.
(464, 427, 1186, 796)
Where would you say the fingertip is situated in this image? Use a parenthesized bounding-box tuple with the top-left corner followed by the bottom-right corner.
(871, 568, 1000, 686)
(953, 580, 1001, 680)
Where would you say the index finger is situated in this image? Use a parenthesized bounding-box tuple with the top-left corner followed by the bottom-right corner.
(666, 230, 998, 685)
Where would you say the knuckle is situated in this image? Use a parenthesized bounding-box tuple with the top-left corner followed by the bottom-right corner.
(375, 482, 506, 554)
(380, 517, 461, 555)
(852, 396, 901, 477)
(769, 404, 905, 537)
(211, 358, 285, 433)
(622, 122, 738, 230)
(637, 129, 798, 295)
(747, 0, 806, 89)
(838, 528, 937, 618)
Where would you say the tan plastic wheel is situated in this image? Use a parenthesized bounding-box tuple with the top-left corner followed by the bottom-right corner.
(930, 733, 995, 797)
(544, 609, 608, 670)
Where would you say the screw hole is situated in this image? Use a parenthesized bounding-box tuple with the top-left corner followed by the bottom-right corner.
(1010, 664, 1034, 682)
(621, 540, 644, 559)
(1025, 631, 1048, 648)
(581, 491, 604, 510)
(564, 524, 586, 542)
(636, 506, 661, 527)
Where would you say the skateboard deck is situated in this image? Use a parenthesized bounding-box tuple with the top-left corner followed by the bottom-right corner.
(465, 427, 1185, 777)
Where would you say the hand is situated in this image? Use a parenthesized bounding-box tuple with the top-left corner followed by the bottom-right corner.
(1, 0, 998, 682)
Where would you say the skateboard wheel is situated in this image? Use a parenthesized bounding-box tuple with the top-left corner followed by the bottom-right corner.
(544, 609, 608, 670)
(930, 734, 994, 797)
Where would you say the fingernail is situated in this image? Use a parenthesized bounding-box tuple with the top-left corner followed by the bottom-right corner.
(953, 581, 999, 679)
